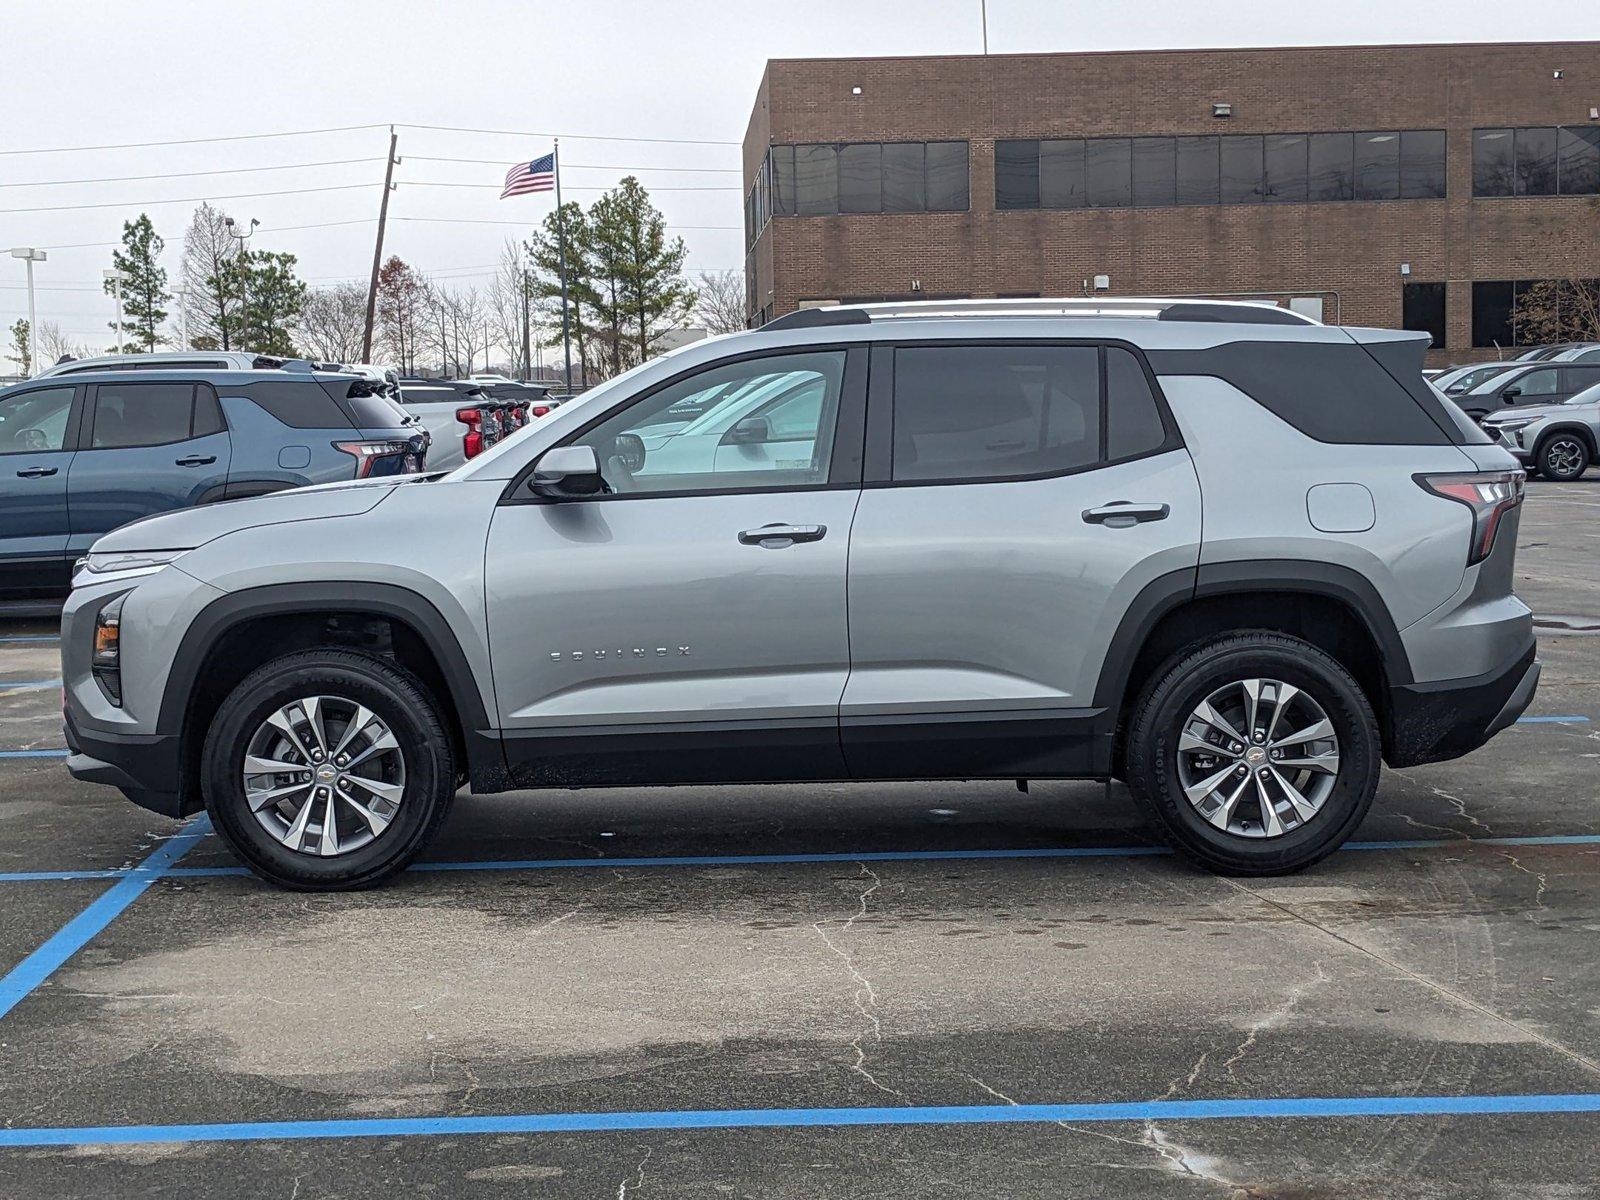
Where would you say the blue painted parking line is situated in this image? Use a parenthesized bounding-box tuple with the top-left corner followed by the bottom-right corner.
(3, 831, 1598, 885)
(0, 635, 58, 644)
(0, 816, 211, 1021)
(1, 1091, 1598, 1147)
(0, 680, 60, 691)
(0, 749, 70, 759)
(1516, 715, 1592, 724)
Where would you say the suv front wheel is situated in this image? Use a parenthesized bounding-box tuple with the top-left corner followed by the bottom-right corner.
(1535, 433, 1590, 482)
(1125, 632, 1379, 875)
(201, 649, 456, 890)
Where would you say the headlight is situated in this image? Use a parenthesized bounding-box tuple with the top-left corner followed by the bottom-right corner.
(93, 595, 125, 705)
(1485, 417, 1537, 432)
(77, 550, 187, 583)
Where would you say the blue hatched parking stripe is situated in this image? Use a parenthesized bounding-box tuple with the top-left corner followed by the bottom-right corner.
(2, 1091, 1598, 1147)
(0, 816, 211, 1021)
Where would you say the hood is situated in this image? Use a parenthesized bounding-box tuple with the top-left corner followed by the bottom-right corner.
(90, 477, 403, 554)
(1482, 403, 1567, 423)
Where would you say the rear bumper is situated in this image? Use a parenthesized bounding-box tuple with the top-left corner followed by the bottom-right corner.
(64, 707, 193, 819)
(1385, 642, 1539, 768)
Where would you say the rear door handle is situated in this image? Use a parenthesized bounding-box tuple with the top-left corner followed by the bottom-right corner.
(738, 523, 827, 548)
(175, 455, 216, 467)
(1082, 501, 1170, 527)
(16, 466, 58, 478)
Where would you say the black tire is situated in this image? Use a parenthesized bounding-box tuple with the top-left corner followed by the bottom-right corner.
(201, 649, 456, 890)
(1534, 432, 1590, 482)
(1125, 632, 1380, 876)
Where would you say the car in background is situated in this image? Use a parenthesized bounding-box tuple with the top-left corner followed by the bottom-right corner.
(1510, 343, 1590, 362)
(1452, 361, 1600, 421)
(33, 350, 292, 379)
(1482, 379, 1600, 481)
(1431, 362, 1520, 397)
(0, 369, 425, 603)
(395, 378, 502, 471)
(1550, 343, 1600, 363)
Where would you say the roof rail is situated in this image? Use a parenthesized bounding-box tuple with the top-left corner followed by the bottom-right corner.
(763, 296, 1318, 331)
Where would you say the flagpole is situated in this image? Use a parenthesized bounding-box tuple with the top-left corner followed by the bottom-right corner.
(553, 138, 574, 392)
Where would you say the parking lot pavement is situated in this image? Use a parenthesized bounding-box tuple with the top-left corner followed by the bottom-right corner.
(1, 482, 1598, 1197)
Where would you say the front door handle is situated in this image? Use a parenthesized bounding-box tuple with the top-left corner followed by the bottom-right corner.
(738, 523, 827, 548)
(175, 455, 217, 467)
(16, 466, 58, 478)
(1082, 501, 1170, 528)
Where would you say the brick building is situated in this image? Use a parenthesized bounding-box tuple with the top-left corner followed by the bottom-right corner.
(742, 41, 1600, 362)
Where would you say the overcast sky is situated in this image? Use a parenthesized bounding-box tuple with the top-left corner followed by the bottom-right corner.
(3, 0, 1593, 350)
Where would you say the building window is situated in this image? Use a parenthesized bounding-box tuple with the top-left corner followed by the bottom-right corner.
(1474, 127, 1600, 197)
(766, 141, 969, 219)
(997, 129, 1445, 210)
(1472, 279, 1600, 347)
(1402, 281, 1447, 349)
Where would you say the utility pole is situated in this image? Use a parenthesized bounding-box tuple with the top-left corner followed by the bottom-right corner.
(102, 269, 124, 354)
(363, 127, 400, 365)
(981, 0, 988, 53)
(8, 248, 45, 374)
(553, 138, 574, 392)
(173, 287, 190, 350)
(520, 265, 532, 381)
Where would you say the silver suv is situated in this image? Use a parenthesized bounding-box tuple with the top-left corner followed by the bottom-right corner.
(59, 299, 1538, 889)
(1482, 380, 1600, 481)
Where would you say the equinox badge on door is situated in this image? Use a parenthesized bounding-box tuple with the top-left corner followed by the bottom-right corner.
(549, 646, 690, 662)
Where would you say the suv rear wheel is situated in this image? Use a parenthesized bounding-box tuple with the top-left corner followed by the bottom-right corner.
(201, 649, 455, 890)
(1535, 433, 1590, 482)
(1125, 632, 1379, 875)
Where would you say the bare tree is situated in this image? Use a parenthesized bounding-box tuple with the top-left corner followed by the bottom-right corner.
(376, 257, 429, 372)
(33, 320, 88, 365)
(1515, 278, 1600, 347)
(487, 240, 542, 378)
(695, 269, 747, 335)
(298, 283, 369, 362)
(180, 203, 242, 350)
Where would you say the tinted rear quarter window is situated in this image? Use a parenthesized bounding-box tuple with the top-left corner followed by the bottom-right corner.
(89, 382, 197, 448)
(1106, 348, 1169, 459)
(1147, 341, 1452, 445)
(245, 381, 355, 429)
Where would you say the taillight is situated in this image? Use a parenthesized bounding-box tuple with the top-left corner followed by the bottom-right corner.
(1417, 470, 1525, 564)
(456, 407, 485, 459)
(513, 403, 529, 427)
(531, 404, 551, 418)
(333, 440, 410, 478)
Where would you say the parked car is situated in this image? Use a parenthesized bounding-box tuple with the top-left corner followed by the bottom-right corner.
(61, 298, 1536, 889)
(1452, 362, 1600, 421)
(0, 369, 425, 601)
(1510, 343, 1589, 362)
(394, 378, 498, 471)
(33, 350, 292, 379)
(1428, 362, 1519, 397)
(1550, 343, 1600, 363)
(1481, 379, 1600, 480)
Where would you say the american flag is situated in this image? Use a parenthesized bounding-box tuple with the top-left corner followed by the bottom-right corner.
(501, 153, 556, 199)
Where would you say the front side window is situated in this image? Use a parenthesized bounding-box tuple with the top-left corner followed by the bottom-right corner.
(891, 345, 1100, 483)
(0, 386, 74, 454)
(88, 382, 199, 449)
(571, 351, 846, 495)
(1513, 368, 1559, 398)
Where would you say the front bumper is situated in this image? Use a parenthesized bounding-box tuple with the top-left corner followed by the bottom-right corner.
(1386, 642, 1539, 768)
(1483, 423, 1536, 462)
(64, 701, 193, 819)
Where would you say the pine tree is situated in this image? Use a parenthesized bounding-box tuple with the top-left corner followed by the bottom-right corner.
(232, 249, 308, 357)
(608, 178, 696, 361)
(106, 214, 170, 352)
(8, 319, 29, 375)
(525, 202, 598, 384)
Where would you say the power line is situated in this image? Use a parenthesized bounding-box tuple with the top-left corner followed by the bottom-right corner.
(391, 216, 740, 230)
(398, 123, 738, 147)
(407, 155, 740, 174)
(0, 158, 384, 190)
(0, 183, 376, 215)
(403, 179, 738, 192)
(0, 123, 389, 157)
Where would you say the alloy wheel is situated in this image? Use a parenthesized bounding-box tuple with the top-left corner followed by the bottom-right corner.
(241, 695, 406, 857)
(1175, 678, 1340, 838)
(1545, 438, 1584, 478)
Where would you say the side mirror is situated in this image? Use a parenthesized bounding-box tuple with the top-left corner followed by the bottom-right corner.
(723, 414, 772, 446)
(529, 445, 603, 498)
(1501, 386, 1521, 400)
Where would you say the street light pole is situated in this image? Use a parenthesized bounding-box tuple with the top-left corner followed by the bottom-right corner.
(102, 268, 125, 354)
(8, 248, 46, 375)
(225, 216, 260, 349)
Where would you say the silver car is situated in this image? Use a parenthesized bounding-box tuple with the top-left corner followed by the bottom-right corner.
(1482, 380, 1600, 480)
(60, 299, 1538, 889)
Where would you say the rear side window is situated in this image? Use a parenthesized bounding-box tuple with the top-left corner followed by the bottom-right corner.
(1563, 366, 1600, 392)
(891, 345, 1100, 482)
(89, 382, 206, 449)
(1106, 347, 1169, 460)
(1145, 341, 1452, 445)
(340, 393, 408, 429)
(245, 382, 355, 429)
(192, 384, 226, 437)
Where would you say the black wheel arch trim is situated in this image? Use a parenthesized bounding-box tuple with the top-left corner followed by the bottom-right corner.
(158, 581, 508, 792)
(1092, 559, 1414, 717)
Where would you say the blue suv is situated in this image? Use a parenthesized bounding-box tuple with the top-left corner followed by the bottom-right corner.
(0, 369, 425, 602)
